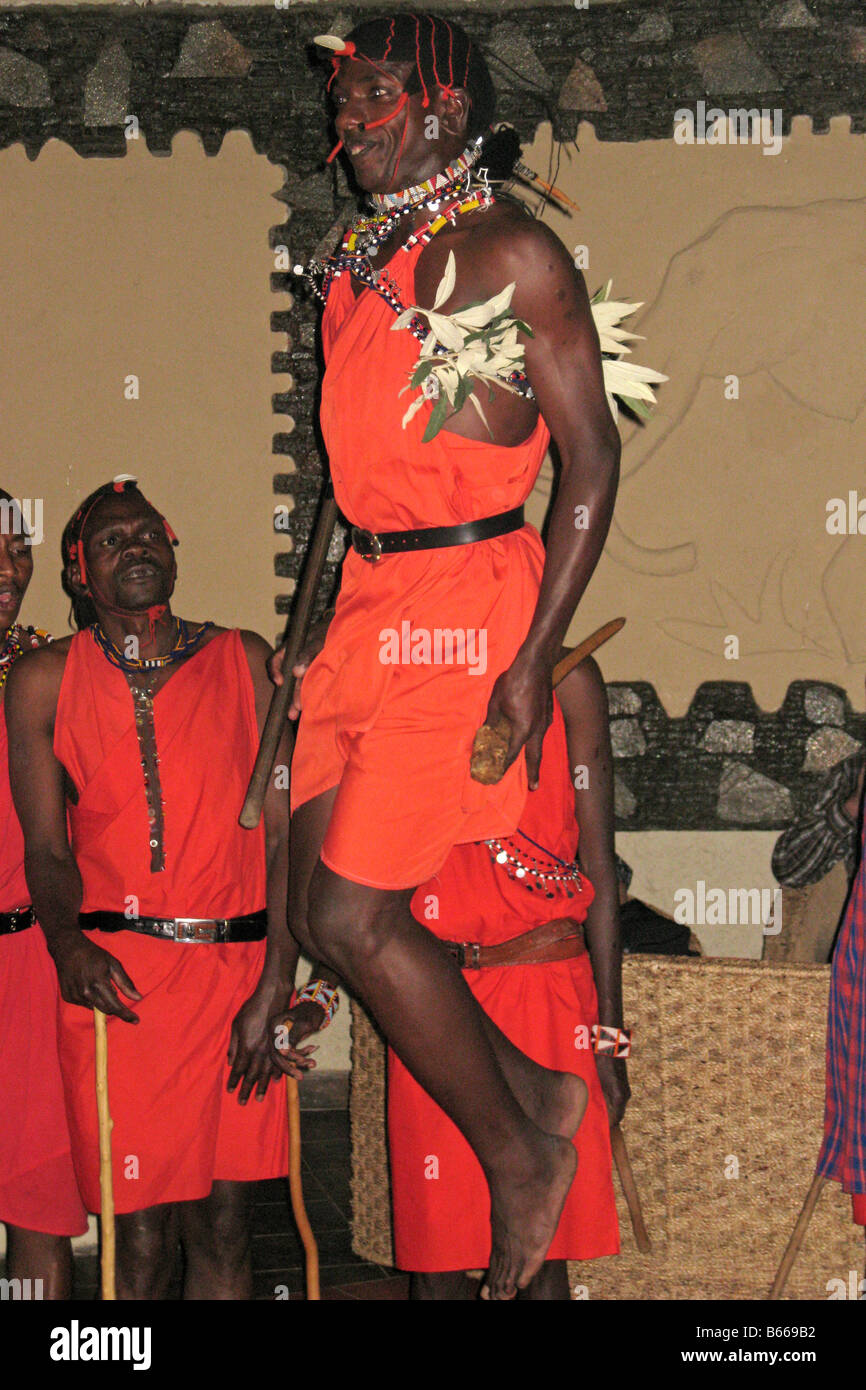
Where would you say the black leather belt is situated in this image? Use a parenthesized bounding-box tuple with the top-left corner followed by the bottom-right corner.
(350, 505, 525, 563)
(80, 909, 267, 944)
(0, 906, 35, 936)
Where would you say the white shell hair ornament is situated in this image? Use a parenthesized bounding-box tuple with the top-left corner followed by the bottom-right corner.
(313, 34, 356, 54)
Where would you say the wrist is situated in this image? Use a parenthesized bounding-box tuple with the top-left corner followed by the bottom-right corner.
(296, 978, 340, 1027)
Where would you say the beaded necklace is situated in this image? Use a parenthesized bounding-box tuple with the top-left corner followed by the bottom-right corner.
(89, 619, 214, 873)
(485, 828, 586, 900)
(299, 182, 534, 402)
(0, 622, 48, 694)
(370, 142, 482, 214)
(90, 618, 214, 672)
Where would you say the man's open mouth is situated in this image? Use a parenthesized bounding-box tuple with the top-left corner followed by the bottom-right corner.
(0, 586, 20, 608)
(120, 563, 159, 582)
(346, 139, 378, 159)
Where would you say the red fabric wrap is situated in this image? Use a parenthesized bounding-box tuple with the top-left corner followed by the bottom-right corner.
(0, 709, 87, 1234)
(387, 702, 620, 1269)
(52, 629, 287, 1212)
(291, 235, 550, 888)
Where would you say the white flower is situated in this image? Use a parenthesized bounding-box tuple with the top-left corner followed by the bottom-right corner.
(590, 280, 668, 420)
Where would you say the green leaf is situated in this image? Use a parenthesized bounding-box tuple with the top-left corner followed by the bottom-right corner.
(453, 375, 473, 413)
(422, 395, 450, 443)
(410, 359, 438, 387)
(618, 394, 653, 421)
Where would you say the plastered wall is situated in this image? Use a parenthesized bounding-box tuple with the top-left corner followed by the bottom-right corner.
(524, 116, 866, 717)
(1, 129, 288, 644)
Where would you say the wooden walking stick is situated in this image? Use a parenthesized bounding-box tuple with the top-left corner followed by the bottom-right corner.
(93, 1007, 116, 1300)
(610, 1124, 651, 1253)
(286, 1076, 320, 1300)
(768, 1170, 826, 1300)
(470, 618, 627, 784)
(240, 486, 340, 829)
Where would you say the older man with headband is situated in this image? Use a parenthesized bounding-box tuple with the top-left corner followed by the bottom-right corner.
(7, 478, 302, 1299)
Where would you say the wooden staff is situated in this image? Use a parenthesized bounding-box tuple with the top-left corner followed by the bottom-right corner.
(286, 1075, 320, 1300)
(240, 488, 340, 829)
(768, 1170, 826, 1300)
(470, 617, 627, 784)
(93, 1007, 116, 1300)
(610, 1123, 651, 1253)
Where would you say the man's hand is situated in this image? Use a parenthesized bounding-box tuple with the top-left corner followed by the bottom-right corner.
(267, 612, 334, 720)
(51, 932, 142, 1024)
(482, 647, 553, 790)
(595, 1055, 630, 1127)
(269, 1001, 327, 1081)
(227, 981, 293, 1105)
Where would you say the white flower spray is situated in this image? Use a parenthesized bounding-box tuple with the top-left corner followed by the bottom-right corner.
(394, 252, 667, 439)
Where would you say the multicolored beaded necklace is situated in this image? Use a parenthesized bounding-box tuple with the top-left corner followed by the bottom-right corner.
(0, 623, 47, 694)
(297, 177, 534, 402)
(370, 142, 482, 214)
(90, 618, 214, 672)
(485, 828, 586, 900)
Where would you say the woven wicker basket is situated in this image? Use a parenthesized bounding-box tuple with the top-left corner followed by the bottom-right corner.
(349, 955, 862, 1299)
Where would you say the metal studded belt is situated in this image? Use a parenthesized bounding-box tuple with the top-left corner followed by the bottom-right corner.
(350, 505, 525, 563)
(0, 906, 35, 936)
(80, 909, 267, 944)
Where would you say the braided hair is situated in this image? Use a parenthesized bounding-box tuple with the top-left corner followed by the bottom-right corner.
(61, 478, 177, 631)
(341, 14, 496, 143)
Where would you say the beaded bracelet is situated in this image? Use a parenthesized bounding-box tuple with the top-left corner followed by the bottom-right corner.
(591, 1024, 632, 1059)
(296, 979, 340, 1028)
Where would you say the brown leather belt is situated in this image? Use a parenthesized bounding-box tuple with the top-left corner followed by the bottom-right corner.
(442, 917, 586, 969)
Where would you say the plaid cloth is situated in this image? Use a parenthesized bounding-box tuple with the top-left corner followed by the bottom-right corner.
(817, 816, 866, 1194)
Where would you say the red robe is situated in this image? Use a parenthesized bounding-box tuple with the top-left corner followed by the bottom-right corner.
(52, 629, 288, 1214)
(0, 700, 87, 1235)
(388, 699, 620, 1270)
(291, 228, 550, 888)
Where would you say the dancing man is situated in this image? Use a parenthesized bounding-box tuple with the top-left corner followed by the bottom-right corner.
(283, 14, 620, 1297)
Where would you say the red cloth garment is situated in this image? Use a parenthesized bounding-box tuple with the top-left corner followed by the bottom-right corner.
(0, 707, 87, 1235)
(853, 1194, 866, 1225)
(290, 233, 551, 888)
(817, 815, 866, 1209)
(52, 630, 287, 1213)
(387, 700, 620, 1270)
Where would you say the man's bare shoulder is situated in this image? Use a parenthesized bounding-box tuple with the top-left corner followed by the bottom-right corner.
(5, 637, 72, 712)
(237, 628, 274, 664)
(556, 654, 608, 729)
(465, 202, 574, 277)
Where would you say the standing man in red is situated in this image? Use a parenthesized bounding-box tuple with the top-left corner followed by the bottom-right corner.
(7, 479, 294, 1300)
(0, 489, 87, 1297)
(818, 805, 866, 1233)
(388, 653, 628, 1298)
(283, 15, 620, 1297)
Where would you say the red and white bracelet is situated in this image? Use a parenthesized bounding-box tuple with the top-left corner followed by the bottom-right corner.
(591, 1024, 632, 1059)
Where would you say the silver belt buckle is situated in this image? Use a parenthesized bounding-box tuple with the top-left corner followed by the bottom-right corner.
(173, 918, 219, 944)
(352, 527, 383, 563)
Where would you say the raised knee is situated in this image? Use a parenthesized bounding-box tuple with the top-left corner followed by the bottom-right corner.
(306, 878, 392, 967)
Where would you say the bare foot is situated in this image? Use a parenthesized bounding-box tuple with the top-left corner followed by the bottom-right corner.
(480, 1017, 589, 1141)
(527, 1069, 588, 1142)
(485, 1132, 578, 1300)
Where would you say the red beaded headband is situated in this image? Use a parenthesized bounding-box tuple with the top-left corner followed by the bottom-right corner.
(315, 20, 467, 169)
